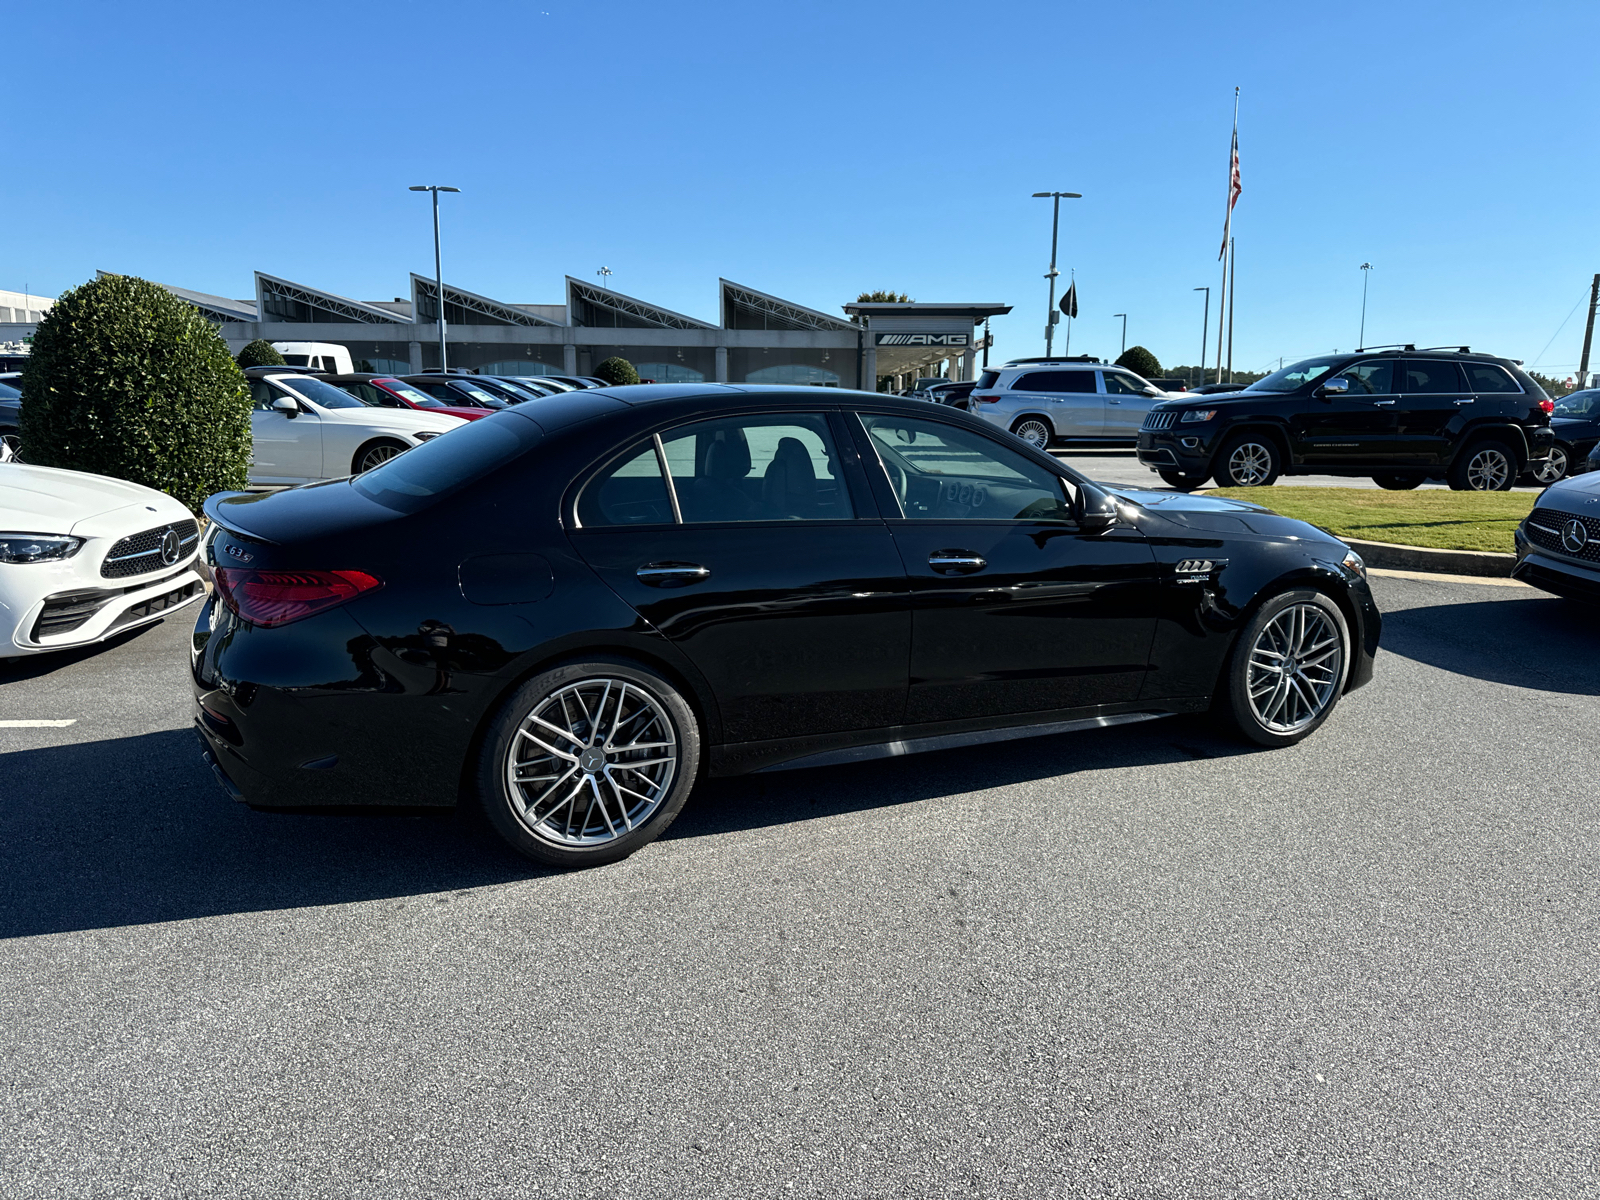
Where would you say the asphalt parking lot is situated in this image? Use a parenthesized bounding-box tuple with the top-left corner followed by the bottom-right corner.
(3, 571, 1597, 1198)
(1053, 446, 1550, 492)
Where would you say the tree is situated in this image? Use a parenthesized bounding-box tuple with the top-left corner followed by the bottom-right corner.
(593, 356, 640, 387)
(850, 290, 912, 324)
(236, 339, 286, 369)
(19, 274, 253, 513)
(1528, 371, 1573, 398)
(1115, 346, 1162, 380)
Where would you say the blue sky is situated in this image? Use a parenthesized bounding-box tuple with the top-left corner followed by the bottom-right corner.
(10, 0, 1599, 377)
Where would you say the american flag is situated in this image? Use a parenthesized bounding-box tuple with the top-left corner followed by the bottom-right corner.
(1219, 124, 1241, 260)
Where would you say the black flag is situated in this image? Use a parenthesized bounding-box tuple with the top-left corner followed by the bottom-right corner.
(1060, 281, 1078, 319)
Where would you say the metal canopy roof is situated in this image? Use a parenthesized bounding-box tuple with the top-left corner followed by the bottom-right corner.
(841, 301, 1012, 324)
(566, 277, 715, 330)
(721, 279, 855, 332)
(255, 272, 410, 325)
(410, 274, 561, 327)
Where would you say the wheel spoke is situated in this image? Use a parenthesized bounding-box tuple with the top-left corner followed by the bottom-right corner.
(516, 729, 579, 763)
(528, 712, 586, 747)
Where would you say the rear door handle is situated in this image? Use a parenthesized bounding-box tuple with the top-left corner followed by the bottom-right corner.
(1454, 398, 1475, 406)
(1108, 399, 1123, 405)
(636, 562, 710, 588)
(928, 550, 987, 575)
(1372, 399, 1396, 406)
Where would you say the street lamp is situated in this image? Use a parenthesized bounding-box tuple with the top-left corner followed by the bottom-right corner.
(1193, 287, 1210, 386)
(1032, 191, 1082, 357)
(597, 266, 613, 289)
(1113, 313, 1127, 357)
(409, 185, 461, 372)
(1358, 262, 1373, 349)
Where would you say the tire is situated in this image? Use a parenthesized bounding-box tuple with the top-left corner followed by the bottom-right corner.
(1372, 473, 1424, 490)
(474, 659, 702, 868)
(1212, 432, 1282, 487)
(1220, 589, 1351, 748)
(353, 439, 409, 475)
(1522, 443, 1569, 487)
(1447, 437, 1516, 491)
(1158, 469, 1208, 491)
(0, 428, 20, 462)
(1010, 417, 1053, 450)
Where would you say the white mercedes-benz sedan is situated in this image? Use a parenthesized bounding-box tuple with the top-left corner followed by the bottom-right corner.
(0, 463, 205, 658)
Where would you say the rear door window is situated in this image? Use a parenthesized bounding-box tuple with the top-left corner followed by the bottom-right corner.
(577, 443, 675, 527)
(1011, 370, 1096, 393)
(659, 414, 853, 523)
(1462, 362, 1521, 394)
(1400, 361, 1467, 393)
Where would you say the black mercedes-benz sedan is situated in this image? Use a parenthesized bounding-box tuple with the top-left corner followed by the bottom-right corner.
(193, 385, 1381, 867)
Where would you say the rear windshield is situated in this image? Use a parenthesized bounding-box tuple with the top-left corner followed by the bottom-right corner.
(975, 371, 999, 389)
(277, 376, 370, 410)
(351, 411, 543, 513)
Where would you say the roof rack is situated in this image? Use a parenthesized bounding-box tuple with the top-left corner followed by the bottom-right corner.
(1416, 345, 1471, 353)
(1002, 355, 1102, 365)
(1353, 344, 1416, 352)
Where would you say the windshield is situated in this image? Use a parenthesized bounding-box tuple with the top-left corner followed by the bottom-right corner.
(277, 375, 370, 410)
(376, 379, 445, 407)
(0, 381, 18, 400)
(1554, 390, 1599, 417)
(481, 379, 545, 403)
(452, 382, 509, 408)
(1244, 356, 1344, 394)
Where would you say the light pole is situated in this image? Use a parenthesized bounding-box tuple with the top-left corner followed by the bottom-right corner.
(1113, 313, 1127, 356)
(409, 185, 460, 372)
(1032, 191, 1081, 357)
(597, 266, 613, 289)
(1193, 287, 1210, 387)
(1358, 262, 1373, 349)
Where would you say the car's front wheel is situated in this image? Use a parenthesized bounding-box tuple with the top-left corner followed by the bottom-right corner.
(1010, 417, 1053, 450)
(1212, 433, 1282, 487)
(475, 660, 702, 868)
(1448, 438, 1517, 491)
(1221, 589, 1351, 748)
(353, 439, 409, 475)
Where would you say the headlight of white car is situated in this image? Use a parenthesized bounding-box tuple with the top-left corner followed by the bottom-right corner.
(0, 533, 84, 563)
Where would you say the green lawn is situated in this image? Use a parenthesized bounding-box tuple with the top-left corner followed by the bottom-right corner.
(1208, 487, 1534, 553)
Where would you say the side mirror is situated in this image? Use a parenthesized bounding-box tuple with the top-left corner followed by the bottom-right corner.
(1315, 377, 1350, 399)
(1142, 384, 1162, 396)
(270, 396, 300, 417)
(1076, 483, 1118, 532)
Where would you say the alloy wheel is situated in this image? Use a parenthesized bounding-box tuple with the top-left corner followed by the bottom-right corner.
(1013, 419, 1051, 449)
(357, 443, 405, 473)
(1465, 446, 1512, 491)
(1245, 603, 1345, 735)
(1530, 446, 1568, 486)
(505, 677, 679, 848)
(1226, 442, 1274, 486)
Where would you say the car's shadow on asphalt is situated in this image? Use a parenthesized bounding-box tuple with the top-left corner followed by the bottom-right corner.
(0, 622, 162, 685)
(1379, 592, 1600, 695)
(0, 717, 1259, 938)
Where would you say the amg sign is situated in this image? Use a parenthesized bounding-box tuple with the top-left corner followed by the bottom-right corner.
(874, 333, 969, 347)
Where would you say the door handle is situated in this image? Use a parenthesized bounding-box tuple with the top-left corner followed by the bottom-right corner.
(928, 550, 987, 575)
(1108, 399, 1123, 405)
(1372, 399, 1396, 406)
(1454, 398, 1475, 406)
(636, 562, 710, 588)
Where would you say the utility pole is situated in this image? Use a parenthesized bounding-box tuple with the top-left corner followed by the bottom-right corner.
(1358, 262, 1373, 348)
(1113, 313, 1127, 356)
(1033, 191, 1081, 357)
(1193, 287, 1209, 387)
(408, 185, 461, 372)
(1579, 273, 1600, 389)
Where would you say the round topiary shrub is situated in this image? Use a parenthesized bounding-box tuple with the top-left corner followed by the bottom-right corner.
(19, 274, 253, 513)
(593, 356, 640, 387)
(236, 338, 286, 369)
(1115, 346, 1162, 380)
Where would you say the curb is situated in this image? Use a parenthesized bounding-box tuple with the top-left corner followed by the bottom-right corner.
(1342, 537, 1516, 578)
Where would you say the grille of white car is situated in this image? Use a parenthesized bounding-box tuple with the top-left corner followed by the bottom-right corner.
(101, 520, 200, 579)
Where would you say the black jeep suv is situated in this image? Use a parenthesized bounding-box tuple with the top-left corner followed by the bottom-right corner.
(1136, 348, 1554, 491)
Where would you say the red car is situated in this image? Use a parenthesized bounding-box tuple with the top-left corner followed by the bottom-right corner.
(318, 373, 492, 422)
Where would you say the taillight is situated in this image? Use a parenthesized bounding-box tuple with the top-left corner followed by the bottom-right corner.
(1540, 398, 1554, 414)
(213, 568, 383, 628)
(972, 392, 1001, 404)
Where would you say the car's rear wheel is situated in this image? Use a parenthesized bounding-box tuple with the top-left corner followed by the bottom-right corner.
(476, 660, 701, 868)
(353, 439, 408, 475)
(1222, 589, 1351, 747)
(1522, 443, 1569, 487)
(1158, 469, 1208, 491)
(1372, 472, 1424, 490)
(1010, 417, 1053, 450)
(1212, 433, 1282, 487)
(1448, 438, 1516, 491)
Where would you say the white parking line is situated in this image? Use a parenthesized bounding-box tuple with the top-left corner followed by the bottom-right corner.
(0, 719, 78, 727)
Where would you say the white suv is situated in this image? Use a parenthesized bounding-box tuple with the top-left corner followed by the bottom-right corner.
(969, 357, 1167, 448)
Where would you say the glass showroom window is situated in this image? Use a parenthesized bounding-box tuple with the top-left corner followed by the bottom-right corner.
(634, 363, 706, 383)
(745, 364, 841, 386)
(478, 360, 563, 376)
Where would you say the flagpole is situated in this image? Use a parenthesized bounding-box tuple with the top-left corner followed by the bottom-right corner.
(1226, 236, 1236, 381)
(1215, 86, 1239, 384)
(1064, 270, 1074, 355)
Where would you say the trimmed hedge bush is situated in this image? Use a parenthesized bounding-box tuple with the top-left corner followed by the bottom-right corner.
(593, 356, 640, 387)
(1115, 345, 1162, 380)
(236, 338, 286, 368)
(19, 274, 253, 513)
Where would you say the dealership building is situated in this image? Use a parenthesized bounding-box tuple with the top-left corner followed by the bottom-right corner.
(132, 272, 1009, 390)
